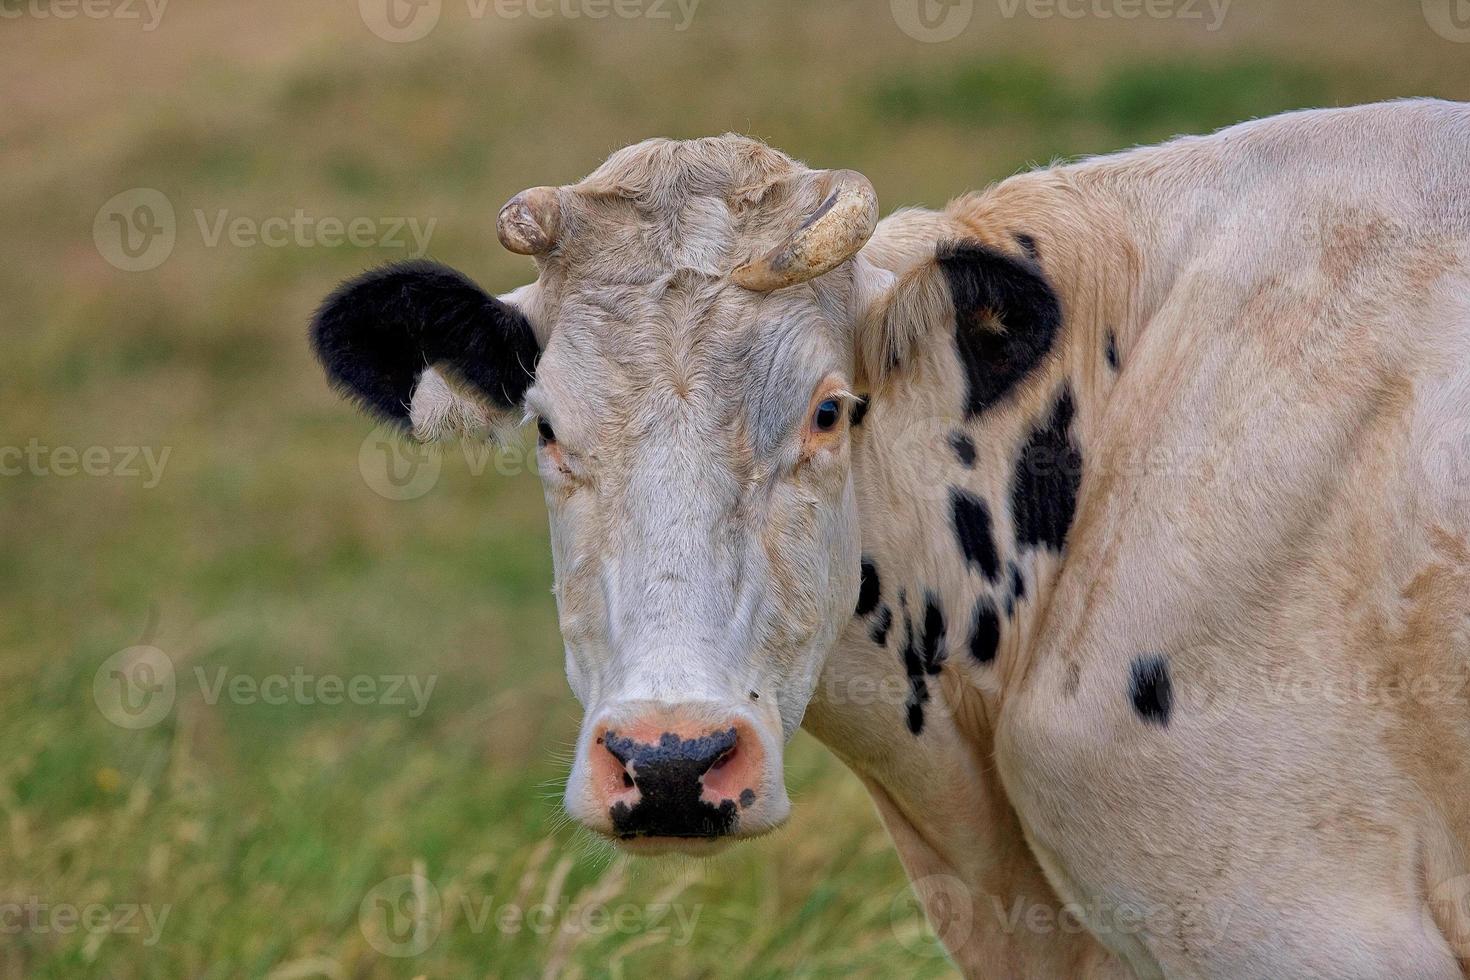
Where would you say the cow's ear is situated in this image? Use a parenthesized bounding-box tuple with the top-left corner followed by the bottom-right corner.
(310, 260, 540, 438)
(857, 240, 1061, 417)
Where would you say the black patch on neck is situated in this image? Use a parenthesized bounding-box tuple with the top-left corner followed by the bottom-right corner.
(869, 604, 893, 646)
(950, 431, 977, 468)
(950, 487, 1001, 581)
(605, 729, 740, 838)
(850, 396, 870, 428)
(898, 592, 947, 735)
(968, 600, 1001, 664)
(1129, 655, 1173, 727)
(1012, 232, 1040, 260)
(1011, 386, 1082, 553)
(856, 558, 881, 616)
(937, 241, 1063, 419)
(1105, 330, 1120, 371)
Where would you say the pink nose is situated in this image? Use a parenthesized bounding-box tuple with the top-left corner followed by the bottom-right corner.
(587, 714, 765, 840)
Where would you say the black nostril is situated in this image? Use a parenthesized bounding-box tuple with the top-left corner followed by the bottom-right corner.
(602, 727, 741, 839)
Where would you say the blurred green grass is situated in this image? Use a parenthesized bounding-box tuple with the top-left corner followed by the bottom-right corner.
(0, 1, 1465, 976)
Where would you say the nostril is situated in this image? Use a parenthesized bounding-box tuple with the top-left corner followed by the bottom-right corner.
(622, 770, 634, 788)
(708, 746, 736, 773)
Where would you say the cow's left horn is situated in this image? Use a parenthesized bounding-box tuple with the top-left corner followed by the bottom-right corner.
(731, 169, 879, 292)
(497, 185, 562, 256)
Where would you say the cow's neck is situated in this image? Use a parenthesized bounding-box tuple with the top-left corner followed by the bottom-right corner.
(803, 169, 1149, 977)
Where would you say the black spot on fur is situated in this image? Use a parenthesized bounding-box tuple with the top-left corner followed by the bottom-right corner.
(1009, 562, 1026, 602)
(968, 600, 1001, 664)
(1013, 232, 1040, 260)
(937, 240, 1063, 419)
(310, 260, 540, 424)
(738, 788, 756, 808)
(950, 431, 977, 468)
(850, 397, 870, 427)
(856, 559, 881, 616)
(1011, 386, 1082, 553)
(605, 729, 740, 838)
(950, 487, 1001, 581)
(1129, 655, 1173, 727)
(869, 605, 893, 646)
(1105, 330, 1120, 370)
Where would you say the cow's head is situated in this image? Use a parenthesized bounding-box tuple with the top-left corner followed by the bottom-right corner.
(311, 137, 1032, 853)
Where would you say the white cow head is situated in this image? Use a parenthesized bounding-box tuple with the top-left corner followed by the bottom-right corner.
(311, 136, 1057, 853)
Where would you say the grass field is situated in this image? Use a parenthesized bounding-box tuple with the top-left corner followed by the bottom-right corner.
(2, 1, 1467, 976)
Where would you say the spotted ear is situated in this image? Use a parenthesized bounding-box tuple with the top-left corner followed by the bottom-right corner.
(859, 240, 1061, 417)
(310, 260, 540, 437)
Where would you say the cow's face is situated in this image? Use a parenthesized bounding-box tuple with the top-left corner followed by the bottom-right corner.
(312, 137, 967, 853)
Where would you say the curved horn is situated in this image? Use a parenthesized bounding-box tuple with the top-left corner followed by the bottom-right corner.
(731, 169, 878, 291)
(497, 185, 562, 256)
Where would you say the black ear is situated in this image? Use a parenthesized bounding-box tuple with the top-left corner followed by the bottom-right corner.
(310, 259, 540, 426)
(936, 241, 1062, 418)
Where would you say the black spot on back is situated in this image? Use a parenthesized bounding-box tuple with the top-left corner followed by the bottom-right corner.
(937, 240, 1063, 419)
(1011, 386, 1082, 553)
(850, 397, 870, 427)
(968, 600, 1001, 664)
(1129, 655, 1173, 727)
(950, 487, 1001, 581)
(856, 559, 881, 616)
(1009, 562, 1026, 602)
(950, 431, 977, 468)
(1105, 330, 1120, 371)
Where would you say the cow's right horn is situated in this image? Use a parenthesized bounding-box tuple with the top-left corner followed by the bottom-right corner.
(497, 185, 562, 256)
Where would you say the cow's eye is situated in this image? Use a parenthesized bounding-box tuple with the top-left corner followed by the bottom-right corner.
(812, 399, 842, 432)
(536, 417, 556, 444)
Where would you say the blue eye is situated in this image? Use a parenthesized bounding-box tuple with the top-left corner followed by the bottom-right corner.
(813, 399, 842, 432)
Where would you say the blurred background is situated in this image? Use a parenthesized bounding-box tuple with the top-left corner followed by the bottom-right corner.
(1, 0, 1466, 975)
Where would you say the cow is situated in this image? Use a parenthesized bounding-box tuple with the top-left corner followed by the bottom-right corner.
(310, 99, 1470, 977)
